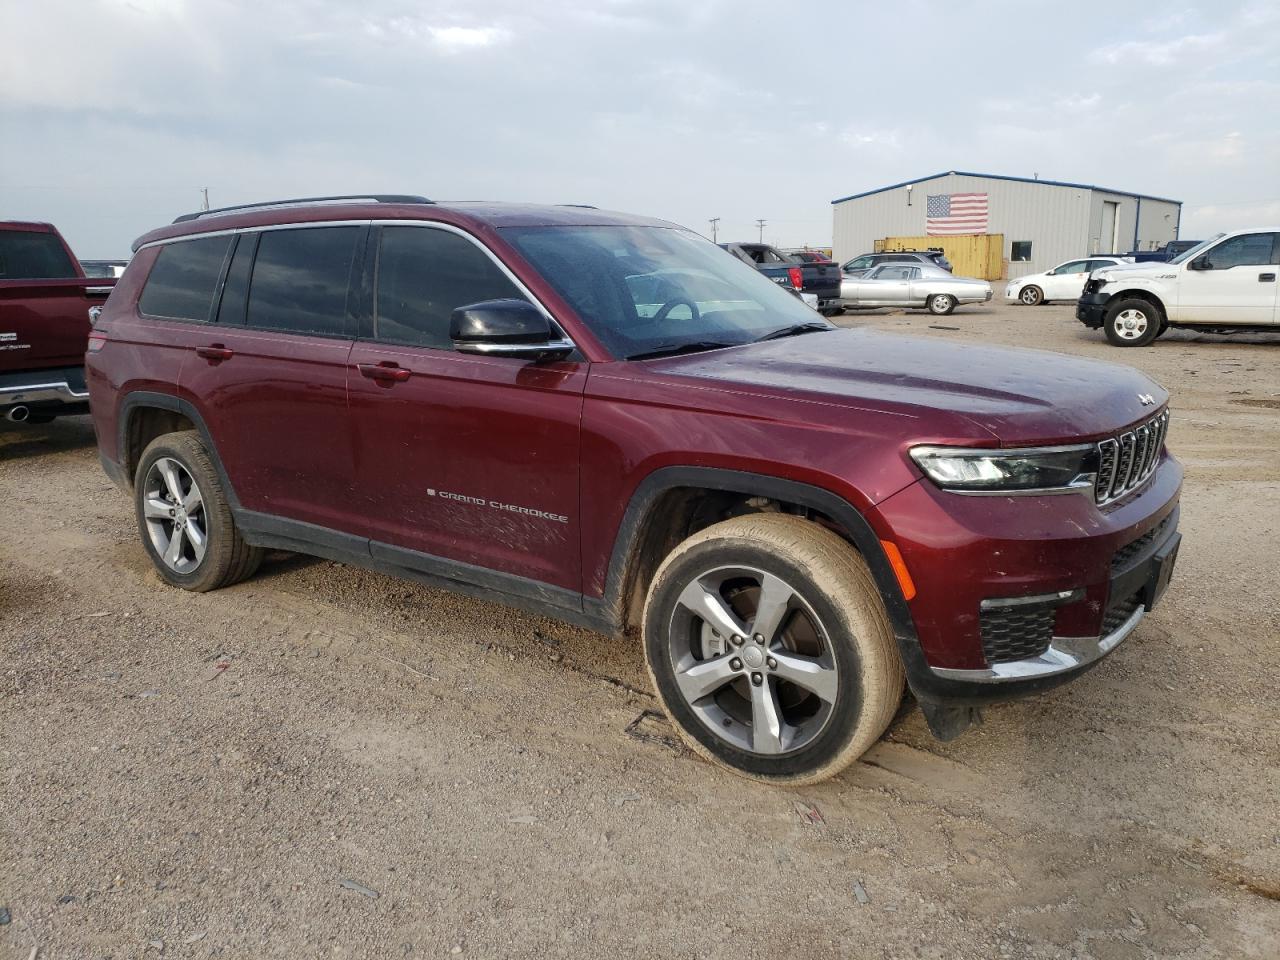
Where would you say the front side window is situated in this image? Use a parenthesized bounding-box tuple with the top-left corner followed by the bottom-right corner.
(502, 225, 826, 359)
(0, 230, 77, 279)
(138, 235, 233, 322)
(872, 265, 914, 280)
(1011, 241, 1033, 262)
(1201, 233, 1278, 269)
(845, 256, 874, 271)
(1054, 260, 1090, 274)
(246, 226, 361, 337)
(375, 227, 526, 349)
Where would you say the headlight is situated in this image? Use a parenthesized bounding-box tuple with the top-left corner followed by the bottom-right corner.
(910, 445, 1097, 494)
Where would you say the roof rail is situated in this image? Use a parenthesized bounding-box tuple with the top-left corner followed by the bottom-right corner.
(558, 204, 598, 209)
(172, 194, 433, 224)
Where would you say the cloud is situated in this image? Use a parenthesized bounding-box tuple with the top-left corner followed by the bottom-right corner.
(1091, 31, 1224, 66)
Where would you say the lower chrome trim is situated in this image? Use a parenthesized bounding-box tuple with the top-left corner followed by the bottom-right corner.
(0, 380, 90, 405)
(929, 605, 1144, 683)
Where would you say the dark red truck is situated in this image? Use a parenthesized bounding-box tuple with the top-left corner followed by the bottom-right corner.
(1, 221, 116, 423)
(87, 196, 1182, 784)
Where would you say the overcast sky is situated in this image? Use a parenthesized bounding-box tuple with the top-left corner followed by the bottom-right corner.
(2, 0, 1277, 257)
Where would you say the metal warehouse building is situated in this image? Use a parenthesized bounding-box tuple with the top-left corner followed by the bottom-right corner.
(831, 170, 1182, 280)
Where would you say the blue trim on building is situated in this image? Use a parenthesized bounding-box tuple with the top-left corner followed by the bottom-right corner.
(831, 170, 1182, 207)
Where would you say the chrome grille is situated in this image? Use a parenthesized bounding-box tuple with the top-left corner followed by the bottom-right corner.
(1095, 411, 1168, 505)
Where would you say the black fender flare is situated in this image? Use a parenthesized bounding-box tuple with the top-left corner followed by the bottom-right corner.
(115, 391, 242, 509)
(596, 466, 929, 675)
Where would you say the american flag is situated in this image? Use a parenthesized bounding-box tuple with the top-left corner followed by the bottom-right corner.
(926, 193, 989, 235)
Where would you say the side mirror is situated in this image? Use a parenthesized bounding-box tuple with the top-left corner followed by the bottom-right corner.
(1188, 255, 1210, 271)
(450, 299, 574, 362)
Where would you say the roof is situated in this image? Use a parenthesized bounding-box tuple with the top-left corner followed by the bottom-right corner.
(831, 171, 1182, 206)
(133, 199, 676, 252)
(0, 220, 57, 233)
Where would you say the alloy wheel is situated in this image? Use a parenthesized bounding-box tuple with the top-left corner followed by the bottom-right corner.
(665, 565, 840, 756)
(1020, 286, 1041, 305)
(142, 457, 208, 574)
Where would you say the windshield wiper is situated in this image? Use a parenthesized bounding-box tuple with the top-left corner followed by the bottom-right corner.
(626, 340, 739, 361)
(754, 321, 832, 343)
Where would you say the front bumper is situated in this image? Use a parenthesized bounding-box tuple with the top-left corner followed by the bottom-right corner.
(1076, 292, 1111, 328)
(871, 452, 1182, 706)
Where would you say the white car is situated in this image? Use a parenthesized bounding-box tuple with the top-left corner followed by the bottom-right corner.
(1077, 228, 1280, 346)
(840, 263, 992, 315)
(1005, 257, 1130, 306)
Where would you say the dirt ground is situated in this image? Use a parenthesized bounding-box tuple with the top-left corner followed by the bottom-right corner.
(2, 299, 1278, 959)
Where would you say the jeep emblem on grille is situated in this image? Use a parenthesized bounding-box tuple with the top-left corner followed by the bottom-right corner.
(1138, 394, 1155, 406)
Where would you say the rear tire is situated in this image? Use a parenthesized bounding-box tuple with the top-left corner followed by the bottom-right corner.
(1104, 298, 1162, 347)
(927, 294, 956, 316)
(134, 431, 263, 592)
(1019, 285, 1044, 306)
(642, 514, 905, 785)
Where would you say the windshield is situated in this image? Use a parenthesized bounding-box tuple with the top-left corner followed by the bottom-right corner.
(502, 225, 827, 359)
(1168, 234, 1224, 265)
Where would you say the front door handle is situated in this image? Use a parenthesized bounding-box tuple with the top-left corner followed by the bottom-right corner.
(357, 362, 412, 384)
(1259, 272, 1276, 282)
(195, 344, 234, 362)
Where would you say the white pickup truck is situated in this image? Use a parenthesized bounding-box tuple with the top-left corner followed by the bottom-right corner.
(1076, 228, 1279, 346)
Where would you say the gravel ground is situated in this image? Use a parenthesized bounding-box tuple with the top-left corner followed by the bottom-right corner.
(2, 300, 1278, 959)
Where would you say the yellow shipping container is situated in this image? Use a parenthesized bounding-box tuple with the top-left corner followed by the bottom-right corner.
(873, 234, 1005, 280)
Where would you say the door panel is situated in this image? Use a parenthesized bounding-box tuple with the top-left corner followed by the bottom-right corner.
(1177, 232, 1279, 325)
(181, 329, 355, 526)
(347, 346, 586, 590)
(1044, 260, 1090, 300)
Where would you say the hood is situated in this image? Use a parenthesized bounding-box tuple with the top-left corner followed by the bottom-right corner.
(1093, 260, 1168, 282)
(646, 328, 1166, 446)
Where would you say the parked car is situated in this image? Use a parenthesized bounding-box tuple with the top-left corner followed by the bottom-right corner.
(89, 195, 1182, 784)
(1005, 257, 1131, 306)
(840, 262, 992, 315)
(1, 220, 116, 423)
(1077, 228, 1279, 346)
(80, 259, 130, 278)
(842, 250, 952, 277)
(721, 242, 842, 314)
(1125, 240, 1203, 263)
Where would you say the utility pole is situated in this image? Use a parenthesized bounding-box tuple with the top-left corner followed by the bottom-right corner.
(708, 218, 719, 243)
(201, 188, 210, 211)
(756, 219, 766, 243)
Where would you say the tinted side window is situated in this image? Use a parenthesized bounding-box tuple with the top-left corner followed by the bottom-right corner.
(247, 227, 361, 336)
(1203, 233, 1277, 269)
(375, 227, 525, 349)
(138, 236, 233, 322)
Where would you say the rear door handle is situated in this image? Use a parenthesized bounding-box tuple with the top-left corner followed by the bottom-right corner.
(1260, 272, 1276, 282)
(195, 344, 234, 362)
(357, 362, 412, 383)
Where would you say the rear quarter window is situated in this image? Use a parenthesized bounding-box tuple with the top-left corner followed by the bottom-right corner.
(138, 235, 233, 322)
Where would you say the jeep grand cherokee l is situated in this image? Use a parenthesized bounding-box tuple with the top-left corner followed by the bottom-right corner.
(88, 195, 1182, 784)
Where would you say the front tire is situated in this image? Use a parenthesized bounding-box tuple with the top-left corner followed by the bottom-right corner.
(642, 514, 905, 784)
(926, 294, 956, 316)
(134, 431, 263, 592)
(1104, 298, 1162, 347)
(1019, 285, 1044, 306)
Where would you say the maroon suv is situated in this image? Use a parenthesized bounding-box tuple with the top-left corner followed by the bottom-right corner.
(88, 195, 1182, 784)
